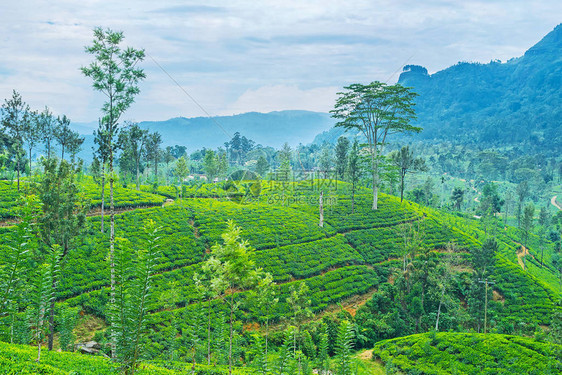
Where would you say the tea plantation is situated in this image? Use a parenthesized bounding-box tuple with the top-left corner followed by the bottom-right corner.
(372, 332, 562, 374)
(1, 179, 561, 372)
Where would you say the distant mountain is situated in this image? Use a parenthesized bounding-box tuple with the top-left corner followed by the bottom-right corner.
(313, 24, 562, 153)
(398, 23, 562, 152)
(142, 111, 335, 149)
(75, 110, 336, 161)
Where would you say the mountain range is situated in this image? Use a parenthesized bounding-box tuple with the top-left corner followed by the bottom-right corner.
(314, 23, 562, 152)
(75, 23, 562, 160)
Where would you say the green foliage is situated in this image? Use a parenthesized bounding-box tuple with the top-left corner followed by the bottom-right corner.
(372, 332, 562, 374)
(335, 320, 354, 375)
(111, 220, 161, 373)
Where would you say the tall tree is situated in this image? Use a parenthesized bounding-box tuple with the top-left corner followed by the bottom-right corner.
(347, 140, 361, 214)
(1, 90, 29, 191)
(248, 272, 278, 372)
(318, 145, 334, 179)
(81, 27, 146, 357)
(164, 146, 174, 185)
(145, 132, 162, 180)
(451, 187, 464, 211)
(389, 145, 427, 202)
(255, 155, 270, 177)
(53, 115, 83, 161)
(93, 121, 111, 233)
(22, 110, 41, 174)
(521, 203, 535, 270)
(277, 143, 292, 181)
(118, 122, 148, 190)
(39, 106, 56, 159)
(36, 158, 86, 350)
(331, 82, 420, 210)
(203, 220, 259, 375)
(287, 281, 313, 362)
(174, 156, 189, 198)
(335, 136, 350, 180)
(203, 150, 219, 182)
(516, 181, 529, 228)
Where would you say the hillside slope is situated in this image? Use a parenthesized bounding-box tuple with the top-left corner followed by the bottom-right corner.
(0, 180, 561, 359)
(397, 23, 562, 152)
(314, 24, 562, 151)
(372, 332, 562, 374)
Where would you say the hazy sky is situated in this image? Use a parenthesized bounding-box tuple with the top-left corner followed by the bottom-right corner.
(1, 1, 560, 124)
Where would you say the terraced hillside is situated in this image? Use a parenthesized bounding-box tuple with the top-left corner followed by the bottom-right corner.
(0, 179, 561, 357)
(372, 332, 562, 374)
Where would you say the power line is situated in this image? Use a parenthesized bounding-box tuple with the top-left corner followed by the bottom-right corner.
(146, 53, 232, 140)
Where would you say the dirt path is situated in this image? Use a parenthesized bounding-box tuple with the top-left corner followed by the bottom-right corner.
(357, 349, 373, 361)
(516, 244, 536, 270)
(551, 195, 561, 211)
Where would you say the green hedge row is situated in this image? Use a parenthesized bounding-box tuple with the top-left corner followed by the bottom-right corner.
(372, 332, 562, 374)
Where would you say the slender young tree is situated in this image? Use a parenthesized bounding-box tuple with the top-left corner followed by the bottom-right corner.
(33, 245, 62, 362)
(389, 145, 427, 202)
(93, 121, 111, 233)
(1, 90, 30, 191)
(451, 187, 464, 211)
(521, 203, 535, 270)
(111, 221, 160, 373)
(287, 280, 313, 373)
(0, 196, 40, 324)
(174, 156, 189, 199)
(318, 145, 334, 179)
(145, 132, 162, 180)
(335, 320, 355, 375)
(516, 181, 529, 228)
(164, 146, 174, 185)
(248, 272, 278, 369)
(118, 122, 148, 190)
(347, 140, 361, 214)
(331, 82, 420, 210)
(39, 106, 56, 159)
(22, 110, 41, 174)
(82, 27, 145, 356)
(36, 158, 87, 350)
(53, 115, 83, 161)
(203, 220, 259, 375)
(335, 136, 350, 180)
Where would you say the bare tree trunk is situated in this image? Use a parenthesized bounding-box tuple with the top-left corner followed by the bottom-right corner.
(109, 150, 116, 359)
(136, 158, 140, 190)
(229, 292, 234, 375)
(101, 163, 105, 233)
(207, 305, 211, 365)
(29, 147, 32, 175)
(47, 270, 57, 351)
(319, 191, 324, 227)
(435, 286, 446, 331)
(17, 158, 20, 192)
(400, 171, 406, 202)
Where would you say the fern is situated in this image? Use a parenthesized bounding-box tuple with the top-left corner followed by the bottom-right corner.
(335, 320, 355, 375)
(111, 220, 160, 374)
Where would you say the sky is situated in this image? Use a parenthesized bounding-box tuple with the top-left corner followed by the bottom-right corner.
(0, 0, 560, 126)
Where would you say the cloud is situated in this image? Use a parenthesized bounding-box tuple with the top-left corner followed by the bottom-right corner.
(222, 85, 338, 115)
(0, 0, 561, 123)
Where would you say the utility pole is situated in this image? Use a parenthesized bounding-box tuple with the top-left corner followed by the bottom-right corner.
(478, 278, 495, 334)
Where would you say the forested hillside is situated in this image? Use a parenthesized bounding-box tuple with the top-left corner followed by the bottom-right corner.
(314, 24, 562, 152)
(398, 24, 562, 152)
